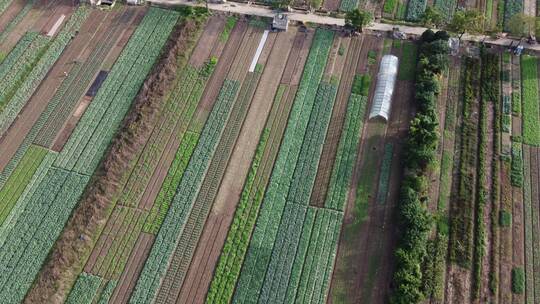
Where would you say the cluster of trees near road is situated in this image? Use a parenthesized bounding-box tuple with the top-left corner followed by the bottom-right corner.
(389, 29, 450, 304)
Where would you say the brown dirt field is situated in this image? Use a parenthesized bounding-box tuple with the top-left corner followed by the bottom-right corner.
(0, 0, 24, 32)
(109, 232, 155, 304)
(0, 8, 113, 171)
(310, 36, 356, 208)
(175, 29, 297, 304)
(188, 15, 226, 68)
(323, 0, 341, 13)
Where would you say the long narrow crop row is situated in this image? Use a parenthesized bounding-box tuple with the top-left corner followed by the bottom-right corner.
(376, 143, 394, 204)
(55, 8, 180, 174)
(292, 208, 342, 304)
(0, 145, 47, 224)
(143, 131, 200, 233)
(0, 7, 90, 135)
(129, 79, 240, 304)
(66, 273, 103, 304)
(119, 62, 215, 209)
(520, 55, 540, 146)
(233, 29, 334, 302)
(207, 85, 289, 304)
(325, 85, 368, 211)
(155, 71, 264, 302)
(89, 207, 148, 279)
(0, 31, 38, 78)
(0, 35, 50, 108)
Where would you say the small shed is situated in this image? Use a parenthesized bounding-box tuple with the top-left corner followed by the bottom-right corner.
(127, 0, 144, 5)
(272, 14, 288, 31)
(369, 55, 399, 121)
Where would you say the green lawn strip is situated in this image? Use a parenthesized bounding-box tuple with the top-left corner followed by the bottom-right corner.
(398, 42, 418, 81)
(232, 29, 334, 304)
(376, 143, 393, 204)
(354, 122, 386, 225)
(129, 79, 241, 303)
(66, 272, 103, 304)
(0, 145, 47, 224)
(520, 55, 540, 146)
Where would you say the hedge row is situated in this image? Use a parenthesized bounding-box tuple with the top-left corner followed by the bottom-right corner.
(391, 30, 450, 304)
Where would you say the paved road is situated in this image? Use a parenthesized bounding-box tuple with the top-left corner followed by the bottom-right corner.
(150, 0, 540, 52)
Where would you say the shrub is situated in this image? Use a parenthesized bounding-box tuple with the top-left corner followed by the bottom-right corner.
(500, 210, 512, 227)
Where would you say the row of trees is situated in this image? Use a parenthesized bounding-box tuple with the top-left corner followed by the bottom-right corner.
(345, 6, 536, 38)
(390, 30, 450, 304)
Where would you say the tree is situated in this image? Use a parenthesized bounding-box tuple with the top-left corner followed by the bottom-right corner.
(448, 9, 485, 39)
(345, 9, 374, 33)
(421, 6, 444, 28)
(507, 13, 537, 37)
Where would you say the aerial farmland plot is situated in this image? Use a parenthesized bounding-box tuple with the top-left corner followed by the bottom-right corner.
(1, 0, 540, 303)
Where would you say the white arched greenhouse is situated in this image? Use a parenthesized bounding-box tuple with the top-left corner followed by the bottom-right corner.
(369, 55, 399, 121)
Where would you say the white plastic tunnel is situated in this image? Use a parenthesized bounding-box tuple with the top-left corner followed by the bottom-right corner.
(369, 54, 399, 122)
